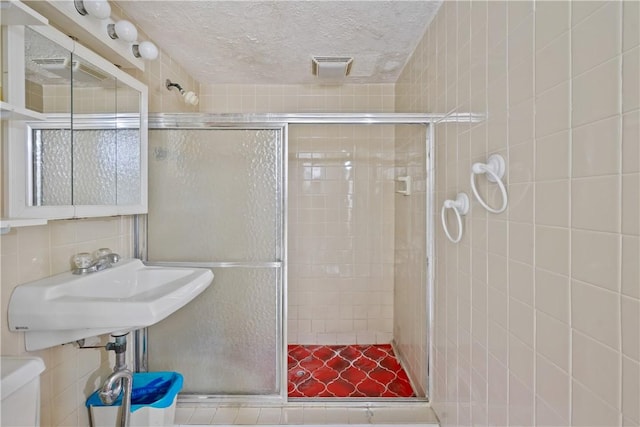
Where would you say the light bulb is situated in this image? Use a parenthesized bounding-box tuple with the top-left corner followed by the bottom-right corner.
(83, 0, 111, 19)
(108, 20, 137, 42)
(183, 91, 199, 106)
(133, 41, 158, 60)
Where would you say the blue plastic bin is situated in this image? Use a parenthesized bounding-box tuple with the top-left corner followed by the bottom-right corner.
(86, 372, 183, 427)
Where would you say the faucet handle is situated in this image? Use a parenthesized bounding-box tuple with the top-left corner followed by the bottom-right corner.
(94, 248, 112, 258)
(94, 248, 121, 266)
(72, 252, 93, 269)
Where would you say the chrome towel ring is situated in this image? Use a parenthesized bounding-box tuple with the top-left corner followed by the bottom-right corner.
(470, 154, 508, 214)
(441, 192, 470, 243)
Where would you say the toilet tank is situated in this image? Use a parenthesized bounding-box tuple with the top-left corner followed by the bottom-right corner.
(1, 356, 46, 427)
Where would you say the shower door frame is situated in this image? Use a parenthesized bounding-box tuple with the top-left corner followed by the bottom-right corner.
(136, 121, 288, 403)
(135, 112, 441, 404)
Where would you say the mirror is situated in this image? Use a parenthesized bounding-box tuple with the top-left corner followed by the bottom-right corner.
(25, 26, 72, 206)
(70, 51, 118, 207)
(16, 26, 146, 216)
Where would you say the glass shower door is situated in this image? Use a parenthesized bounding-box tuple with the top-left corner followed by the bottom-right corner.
(144, 128, 284, 396)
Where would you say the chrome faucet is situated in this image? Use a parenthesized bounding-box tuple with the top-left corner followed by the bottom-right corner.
(72, 251, 121, 275)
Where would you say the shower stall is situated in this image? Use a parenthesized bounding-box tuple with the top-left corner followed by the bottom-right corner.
(135, 113, 435, 403)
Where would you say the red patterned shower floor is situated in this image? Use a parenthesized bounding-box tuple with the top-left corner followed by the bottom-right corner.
(288, 344, 416, 398)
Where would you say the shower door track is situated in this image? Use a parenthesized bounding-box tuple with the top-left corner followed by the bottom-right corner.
(146, 261, 283, 268)
(136, 112, 478, 404)
(147, 112, 478, 127)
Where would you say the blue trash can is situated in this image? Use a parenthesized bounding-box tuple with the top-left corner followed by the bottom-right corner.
(86, 372, 183, 427)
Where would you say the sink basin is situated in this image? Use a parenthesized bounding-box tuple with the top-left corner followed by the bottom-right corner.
(8, 259, 213, 351)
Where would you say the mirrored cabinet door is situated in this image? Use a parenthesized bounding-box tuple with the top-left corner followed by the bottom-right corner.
(115, 82, 142, 206)
(25, 26, 72, 207)
(6, 24, 148, 219)
(71, 50, 118, 206)
(24, 26, 72, 115)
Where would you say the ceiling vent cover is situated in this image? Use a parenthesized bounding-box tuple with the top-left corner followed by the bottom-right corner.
(312, 56, 353, 82)
(31, 57, 109, 83)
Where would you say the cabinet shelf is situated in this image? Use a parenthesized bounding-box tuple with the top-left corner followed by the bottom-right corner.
(0, 0, 48, 26)
(0, 101, 46, 121)
(0, 218, 48, 234)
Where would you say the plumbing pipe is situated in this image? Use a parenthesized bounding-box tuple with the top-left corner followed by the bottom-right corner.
(99, 369, 132, 427)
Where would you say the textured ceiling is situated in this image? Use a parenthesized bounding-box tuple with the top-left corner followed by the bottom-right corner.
(115, 1, 442, 85)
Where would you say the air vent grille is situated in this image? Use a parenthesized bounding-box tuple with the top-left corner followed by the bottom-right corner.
(31, 57, 109, 83)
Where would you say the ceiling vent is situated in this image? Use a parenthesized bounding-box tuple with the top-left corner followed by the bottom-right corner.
(312, 56, 353, 83)
(31, 58, 109, 83)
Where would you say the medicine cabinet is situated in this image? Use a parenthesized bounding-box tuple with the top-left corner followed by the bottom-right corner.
(2, 22, 148, 220)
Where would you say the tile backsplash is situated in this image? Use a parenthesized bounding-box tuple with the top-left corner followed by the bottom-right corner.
(0, 216, 133, 426)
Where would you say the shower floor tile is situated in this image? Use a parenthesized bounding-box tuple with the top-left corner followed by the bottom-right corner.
(288, 344, 416, 398)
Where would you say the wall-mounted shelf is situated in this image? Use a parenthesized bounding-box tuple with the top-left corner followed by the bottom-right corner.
(0, 101, 45, 121)
(0, 0, 48, 26)
(0, 218, 48, 234)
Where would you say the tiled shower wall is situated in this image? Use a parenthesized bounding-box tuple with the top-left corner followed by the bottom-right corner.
(288, 124, 396, 345)
(393, 124, 429, 396)
(396, 1, 639, 426)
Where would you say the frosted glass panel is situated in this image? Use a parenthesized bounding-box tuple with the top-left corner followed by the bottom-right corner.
(145, 128, 283, 396)
(33, 129, 72, 205)
(116, 129, 141, 205)
(148, 267, 279, 395)
(31, 128, 141, 207)
(148, 129, 281, 262)
(73, 129, 117, 205)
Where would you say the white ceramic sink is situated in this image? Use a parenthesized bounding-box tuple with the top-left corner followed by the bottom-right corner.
(8, 259, 213, 351)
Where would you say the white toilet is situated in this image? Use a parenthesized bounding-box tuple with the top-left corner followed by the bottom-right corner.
(1, 356, 46, 426)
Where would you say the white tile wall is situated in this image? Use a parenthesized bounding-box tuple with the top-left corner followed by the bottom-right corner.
(287, 122, 396, 345)
(393, 124, 428, 394)
(397, 0, 639, 426)
(198, 84, 395, 114)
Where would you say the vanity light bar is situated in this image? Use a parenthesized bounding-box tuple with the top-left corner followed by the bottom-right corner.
(73, 0, 158, 62)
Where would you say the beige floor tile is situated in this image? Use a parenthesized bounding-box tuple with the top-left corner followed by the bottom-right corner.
(256, 408, 282, 425)
(234, 407, 260, 425)
(189, 407, 217, 424)
(212, 407, 239, 425)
